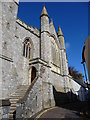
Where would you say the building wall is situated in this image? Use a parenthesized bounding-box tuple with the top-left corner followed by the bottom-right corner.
(1, 2, 19, 99)
(14, 19, 40, 85)
(1, 2, 40, 99)
(1, 0, 68, 100)
(16, 76, 43, 118)
(68, 76, 87, 101)
(84, 36, 90, 82)
(16, 61, 55, 118)
(51, 36, 61, 74)
(1, 1, 88, 118)
(1, 105, 10, 119)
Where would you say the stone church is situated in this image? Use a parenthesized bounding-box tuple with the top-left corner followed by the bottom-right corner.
(0, 0, 87, 119)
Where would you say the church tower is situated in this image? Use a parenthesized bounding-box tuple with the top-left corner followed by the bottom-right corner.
(40, 5, 51, 65)
(57, 26, 69, 92)
(57, 26, 69, 76)
(40, 5, 55, 108)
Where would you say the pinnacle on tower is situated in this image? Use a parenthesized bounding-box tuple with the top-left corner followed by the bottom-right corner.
(57, 25, 64, 37)
(50, 18, 53, 24)
(41, 4, 49, 17)
(50, 18, 53, 26)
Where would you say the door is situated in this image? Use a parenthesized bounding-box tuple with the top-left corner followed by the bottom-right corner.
(28, 66, 36, 85)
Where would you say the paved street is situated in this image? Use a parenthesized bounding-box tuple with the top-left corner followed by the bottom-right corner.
(35, 107, 84, 119)
(33, 102, 90, 119)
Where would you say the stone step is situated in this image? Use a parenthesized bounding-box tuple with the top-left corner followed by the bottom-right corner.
(17, 85, 29, 88)
(17, 89, 27, 92)
(9, 85, 29, 119)
(20, 87, 28, 89)
(10, 110, 15, 114)
(9, 116, 14, 119)
(10, 101, 17, 104)
(11, 95, 24, 97)
(9, 114, 13, 116)
(10, 94, 23, 97)
(10, 107, 16, 110)
(10, 98, 19, 101)
(11, 92, 26, 97)
(16, 92, 27, 95)
(13, 91, 26, 93)
(10, 102, 18, 105)
(12, 92, 26, 95)
(11, 104, 16, 107)
(10, 111, 16, 114)
(9, 114, 13, 119)
(10, 109, 16, 112)
(10, 96, 23, 99)
(10, 98, 22, 100)
(10, 101, 18, 104)
(16, 90, 28, 92)
(11, 102, 17, 104)
(9, 111, 14, 117)
(17, 89, 28, 91)
(10, 109, 16, 113)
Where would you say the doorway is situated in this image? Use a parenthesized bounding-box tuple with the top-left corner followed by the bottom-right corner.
(31, 66, 36, 82)
(28, 66, 37, 85)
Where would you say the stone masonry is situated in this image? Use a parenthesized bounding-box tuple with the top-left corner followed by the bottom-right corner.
(0, 0, 88, 119)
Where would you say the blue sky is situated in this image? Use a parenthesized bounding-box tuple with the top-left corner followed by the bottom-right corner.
(17, 2, 88, 80)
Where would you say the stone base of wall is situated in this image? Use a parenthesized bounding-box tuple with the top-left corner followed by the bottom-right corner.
(0, 99, 10, 119)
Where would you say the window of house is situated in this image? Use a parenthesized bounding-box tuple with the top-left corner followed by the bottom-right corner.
(23, 39, 31, 59)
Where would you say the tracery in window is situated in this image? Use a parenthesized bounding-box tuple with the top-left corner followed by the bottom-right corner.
(23, 39, 31, 59)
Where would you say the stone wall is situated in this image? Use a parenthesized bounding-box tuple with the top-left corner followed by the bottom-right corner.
(51, 71, 65, 93)
(51, 36, 61, 71)
(50, 71, 87, 102)
(16, 76, 42, 118)
(1, 2, 19, 98)
(1, 2, 88, 119)
(30, 59, 55, 108)
(16, 60, 55, 118)
(1, 1, 40, 98)
(0, 99, 10, 119)
(68, 76, 87, 101)
(14, 19, 40, 86)
(84, 36, 90, 82)
(1, 106, 10, 119)
(39, 63, 55, 108)
(0, 1, 2, 101)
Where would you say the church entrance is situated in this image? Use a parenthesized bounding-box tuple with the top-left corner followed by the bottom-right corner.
(28, 66, 36, 85)
(31, 66, 36, 82)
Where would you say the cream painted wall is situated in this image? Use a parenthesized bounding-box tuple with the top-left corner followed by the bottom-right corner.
(84, 36, 90, 82)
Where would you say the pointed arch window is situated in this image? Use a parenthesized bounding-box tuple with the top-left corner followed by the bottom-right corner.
(23, 39, 31, 59)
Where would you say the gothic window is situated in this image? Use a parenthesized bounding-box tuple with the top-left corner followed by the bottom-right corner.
(23, 39, 31, 59)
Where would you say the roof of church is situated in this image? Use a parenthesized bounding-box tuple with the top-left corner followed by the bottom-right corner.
(57, 26, 64, 37)
(41, 5, 49, 17)
(16, 18, 40, 37)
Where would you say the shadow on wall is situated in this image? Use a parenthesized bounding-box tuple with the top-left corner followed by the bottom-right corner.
(53, 86, 78, 106)
(53, 86, 89, 113)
